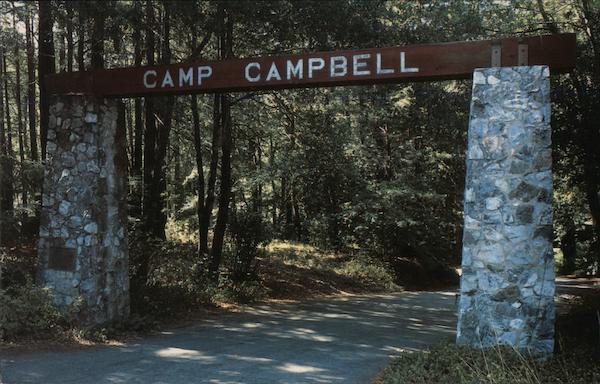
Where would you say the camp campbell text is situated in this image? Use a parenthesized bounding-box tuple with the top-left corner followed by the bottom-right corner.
(44, 34, 576, 97)
(142, 51, 419, 89)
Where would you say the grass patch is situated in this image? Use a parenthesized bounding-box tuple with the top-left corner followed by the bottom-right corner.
(260, 241, 399, 299)
(376, 288, 600, 384)
(377, 342, 600, 384)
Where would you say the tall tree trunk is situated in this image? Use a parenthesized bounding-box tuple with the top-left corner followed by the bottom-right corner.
(292, 186, 302, 240)
(191, 94, 207, 260)
(136, 0, 157, 290)
(130, 0, 144, 219)
(90, 1, 105, 69)
(0, 48, 14, 221)
(66, 2, 74, 72)
(140, 1, 174, 241)
(25, 10, 38, 162)
(77, 1, 85, 71)
(200, 94, 221, 256)
(209, 93, 232, 278)
(172, 135, 182, 211)
(151, 1, 174, 239)
(38, 0, 56, 159)
(13, 12, 27, 206)
(209, 7, 234, 278)
(3, 52, 15, 174)
(269, 137, 277, 229)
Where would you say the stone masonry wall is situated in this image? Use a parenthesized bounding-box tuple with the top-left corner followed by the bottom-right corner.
(38, 96, 129, 325)
(456, 66, 555, 354)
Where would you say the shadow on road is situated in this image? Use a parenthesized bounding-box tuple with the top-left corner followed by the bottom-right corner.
(1, 291, 457, 384)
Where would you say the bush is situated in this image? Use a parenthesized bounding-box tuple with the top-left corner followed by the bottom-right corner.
(0, 282, 64, 340)
(214, 279, 268, 304)
(227, 209, 267, 282)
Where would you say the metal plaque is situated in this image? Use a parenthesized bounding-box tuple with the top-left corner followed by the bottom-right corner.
(48, 247, 76, 271)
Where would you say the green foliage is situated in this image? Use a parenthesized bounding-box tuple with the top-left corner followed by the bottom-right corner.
(227, 208, 268, 282)
(213, 279, 268, 304)
(335, 256, 397, 291)
(0, 282, 64, 340)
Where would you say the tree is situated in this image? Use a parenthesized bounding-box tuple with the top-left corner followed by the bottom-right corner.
(25, 5, 38, 162)
(38, 0, 55, 159)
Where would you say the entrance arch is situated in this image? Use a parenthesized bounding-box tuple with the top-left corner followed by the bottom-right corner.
(39, 34, 575, 354)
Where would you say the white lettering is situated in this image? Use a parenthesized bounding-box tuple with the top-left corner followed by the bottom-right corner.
(179, 67, 194, 86)
(353, 54, 371, 76)
(376, 53, 394, 75)
(308, 58, 325, 78)
(286, 59, 303, 79)
(161, 70, 174, 88)
(266, 62, 282, 81)
(245, 62, 261, 82)
(197, 66, 213, 85)
(400, 52, 419, 73)
(143, 70, 157, 88)
(330, 56, 347, 77)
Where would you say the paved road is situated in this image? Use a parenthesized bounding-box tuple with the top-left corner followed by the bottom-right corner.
(0, 291, 457, 384)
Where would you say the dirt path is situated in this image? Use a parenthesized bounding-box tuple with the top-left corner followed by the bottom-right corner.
(3, 278, 594, 384)
(0, 291, 457, 384)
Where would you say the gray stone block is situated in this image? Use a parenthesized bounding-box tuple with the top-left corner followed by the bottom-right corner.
(38, 96, 129, 326)
(457, 66, 554, 355)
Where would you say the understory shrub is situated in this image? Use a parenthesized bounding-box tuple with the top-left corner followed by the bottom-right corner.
(214, 279, 268, 304)
(227, 209, 268, 282)
(0, 282, 64, 340)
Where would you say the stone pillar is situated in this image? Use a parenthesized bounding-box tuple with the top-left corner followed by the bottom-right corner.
(457, 66, 555, 354)
(38, 96, 129, 325)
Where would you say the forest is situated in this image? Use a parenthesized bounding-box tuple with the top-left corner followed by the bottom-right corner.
(0, 0, 598, 332)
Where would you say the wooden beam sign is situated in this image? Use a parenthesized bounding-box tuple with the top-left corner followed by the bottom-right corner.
(46, 33, 576, 97)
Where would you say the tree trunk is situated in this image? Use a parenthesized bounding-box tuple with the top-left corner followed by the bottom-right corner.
(196, 95, 219, 257)
(130, 0, 144, 219)
(142, 0, 157, 232)
(77, 1, 85, 71)
(3, 51, 15, 209)
(66, 2, 74, 72)
(25, 10, 38, 162)
(13, 12, 27, 206)
(191, 94, 207, 260)
(151, 1, 175, 239)
(292, 186, 302, 240)
(269, 137, 277, 229)
(561, 221, 577, 275)
(57, 20, 66, 73)
(0, 48, 9, 215)
(90, 1, 105, 69)
(133, 0, 158, 291)
(38, 0, 56, 159)
(209, 94, 232, 278)
(209, 7, 234, 279)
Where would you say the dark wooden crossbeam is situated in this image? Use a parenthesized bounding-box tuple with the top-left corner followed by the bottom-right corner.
(46, 33, 576, 97)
